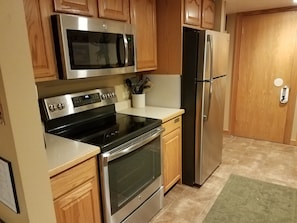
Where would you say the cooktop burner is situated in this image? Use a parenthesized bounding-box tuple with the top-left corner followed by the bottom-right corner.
(77, 113, 161, 152)
(40, 88, 161, 153)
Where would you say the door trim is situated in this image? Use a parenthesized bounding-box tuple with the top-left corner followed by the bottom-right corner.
(229, 9, 297, 144)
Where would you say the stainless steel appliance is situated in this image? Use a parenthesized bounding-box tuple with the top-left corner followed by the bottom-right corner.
(39, 88, 163, 223)
(181, 27, 230, 186)
(51, 14, 136, 79)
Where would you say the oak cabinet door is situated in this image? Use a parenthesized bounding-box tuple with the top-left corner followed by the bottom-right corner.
(130, 0, 157, 71)
(54, 179, 101, 223)
(201, 0, 215, 29)
(162, 116, 182, 193)
(98, 0, 130, 21)
(184, 0, 202, 27)
(51, 158, 102, 223)
(23, 0, 58, 81)
(53, 0, 98, 17)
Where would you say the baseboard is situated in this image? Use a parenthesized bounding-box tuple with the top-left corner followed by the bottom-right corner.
(290, 140, 296, 146)
(223, 130, 230, 135)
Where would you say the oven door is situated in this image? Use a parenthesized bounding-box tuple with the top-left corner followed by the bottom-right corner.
(99, 127, 163, 223)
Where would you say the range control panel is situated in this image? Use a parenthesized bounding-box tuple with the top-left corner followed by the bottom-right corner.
(41, 88, 117, 120)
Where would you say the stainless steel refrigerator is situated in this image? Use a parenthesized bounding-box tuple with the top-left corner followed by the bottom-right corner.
(181, 27, 230, 186)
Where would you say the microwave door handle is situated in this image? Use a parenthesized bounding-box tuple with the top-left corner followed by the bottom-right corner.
(116, 35, 125, 65)
(123, 34, 129, 65)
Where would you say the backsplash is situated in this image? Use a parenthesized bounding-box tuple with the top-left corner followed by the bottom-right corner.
(144, 74, 181, 108)
(36, 73, 134, 101)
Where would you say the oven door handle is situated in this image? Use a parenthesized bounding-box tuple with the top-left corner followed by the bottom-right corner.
(102, 127, 164, 164)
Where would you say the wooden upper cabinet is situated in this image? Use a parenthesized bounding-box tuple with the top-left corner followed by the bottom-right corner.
(23, 0, 57, 81)
(201, 0, 215, 29)
(98, 0, 130, 21)
(53, 0, 98, 17)
(130, 0, 157, 71)
(184, 0, 202, 27)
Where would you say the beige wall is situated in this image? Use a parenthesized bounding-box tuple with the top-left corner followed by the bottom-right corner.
(36, 73, 133, 100)
(0, 1, 56, 223)
(223, 15, 236, 133)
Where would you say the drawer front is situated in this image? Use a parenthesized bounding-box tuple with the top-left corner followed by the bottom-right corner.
(51, 157, 97, 200)
(162, 116, 181, 135)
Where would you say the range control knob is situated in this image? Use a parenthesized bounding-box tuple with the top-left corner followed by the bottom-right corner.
(48, 104, 56, 112)
(57, 103, 64, 110)
(101, 94, 107, 100)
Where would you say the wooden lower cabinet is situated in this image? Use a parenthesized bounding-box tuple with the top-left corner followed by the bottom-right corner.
(50, 157, 102, 223)
(162, 116, 182, 193)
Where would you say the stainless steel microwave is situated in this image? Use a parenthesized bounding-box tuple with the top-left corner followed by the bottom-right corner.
(51, 14, 136, 79)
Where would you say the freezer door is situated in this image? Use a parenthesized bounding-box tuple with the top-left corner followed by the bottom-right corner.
(205, 30, 230, 78)
(195, 76, 226, 185)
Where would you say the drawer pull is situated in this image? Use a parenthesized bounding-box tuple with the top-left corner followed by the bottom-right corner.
(174, 118, 180, 123)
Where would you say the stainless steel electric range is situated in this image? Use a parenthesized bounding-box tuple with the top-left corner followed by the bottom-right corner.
(39, 87, 164, 223)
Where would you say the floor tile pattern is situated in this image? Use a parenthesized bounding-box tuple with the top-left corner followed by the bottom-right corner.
(149, 135, 297, 223)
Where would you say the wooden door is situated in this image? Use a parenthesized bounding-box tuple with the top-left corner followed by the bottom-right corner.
(98, 0, 130, 21)
(232, 11, 297, 143)
(130, 0, 157, 71)
(184, 0, 202, 27)
(54, 179, 101, 223)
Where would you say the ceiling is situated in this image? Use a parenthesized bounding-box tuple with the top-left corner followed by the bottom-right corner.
(226, 0, 297, 14)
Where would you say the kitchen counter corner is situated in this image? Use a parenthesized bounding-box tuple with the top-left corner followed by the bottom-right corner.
(45, 133, 100, 177)
(117, 105, 185, 123)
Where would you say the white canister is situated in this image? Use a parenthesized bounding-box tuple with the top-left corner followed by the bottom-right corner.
(132, 94, 145, 108)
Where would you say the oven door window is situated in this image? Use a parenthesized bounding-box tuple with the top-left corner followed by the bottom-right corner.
(67, 30, 126, 69)
(108, 137, 161, 215)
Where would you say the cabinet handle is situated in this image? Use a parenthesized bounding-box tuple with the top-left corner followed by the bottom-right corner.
(174, 117, 180, 123)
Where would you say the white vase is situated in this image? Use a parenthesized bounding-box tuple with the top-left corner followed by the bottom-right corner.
(132, 94, 145, 108)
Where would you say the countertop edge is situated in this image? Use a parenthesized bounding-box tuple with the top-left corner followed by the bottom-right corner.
(45, 133, 100, 178)
(48, 150, 100, 178)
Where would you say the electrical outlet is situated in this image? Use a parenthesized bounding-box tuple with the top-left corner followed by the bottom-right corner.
(0, 103, 4, 125)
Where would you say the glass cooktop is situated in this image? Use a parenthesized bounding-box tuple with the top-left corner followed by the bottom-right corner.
(48, 113, 161, 153)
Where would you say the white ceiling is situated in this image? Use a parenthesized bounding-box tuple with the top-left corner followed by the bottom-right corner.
(226, 0, 297, 14)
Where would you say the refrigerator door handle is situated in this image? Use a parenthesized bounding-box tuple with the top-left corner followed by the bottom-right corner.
(207, 34, 214, 80)
(203, 35, 213, 121)
(203, 81, 212, 121)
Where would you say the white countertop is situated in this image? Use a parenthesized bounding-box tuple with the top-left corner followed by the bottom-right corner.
(116, 101, 185, 123)
(45, 133, 100, 177)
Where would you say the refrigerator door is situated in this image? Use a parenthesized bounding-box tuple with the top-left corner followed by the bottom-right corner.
(197, 30, 230, 81)
(195, 76, 226, 184)
(205, 30, 230, 79)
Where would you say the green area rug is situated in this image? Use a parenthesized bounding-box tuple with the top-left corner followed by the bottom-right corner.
(203, 175, 297, 223)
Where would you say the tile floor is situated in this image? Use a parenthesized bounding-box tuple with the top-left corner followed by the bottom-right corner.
(149, 135, 297, 223)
